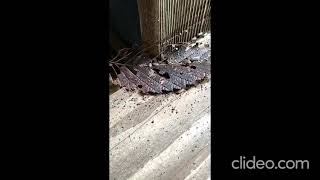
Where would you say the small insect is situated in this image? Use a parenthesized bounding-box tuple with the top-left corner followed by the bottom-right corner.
(181, 59, 192, 65)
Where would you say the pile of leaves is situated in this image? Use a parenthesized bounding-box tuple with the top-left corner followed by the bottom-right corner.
(109, 33, 211, 94)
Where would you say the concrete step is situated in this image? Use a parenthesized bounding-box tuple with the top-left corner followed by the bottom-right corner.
(109, 81, 211, 180)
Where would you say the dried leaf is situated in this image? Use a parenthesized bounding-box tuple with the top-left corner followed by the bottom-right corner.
(109, 32, 212, 94)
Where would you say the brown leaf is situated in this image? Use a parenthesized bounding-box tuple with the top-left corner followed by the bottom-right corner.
(109, 32, 211, 94)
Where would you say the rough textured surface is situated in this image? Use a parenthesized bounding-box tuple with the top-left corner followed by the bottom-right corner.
(109, 81, 211, 180)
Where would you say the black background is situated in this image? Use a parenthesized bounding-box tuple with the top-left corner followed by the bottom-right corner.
(214, 0, 318, 178)
(3, 0, 318, 179)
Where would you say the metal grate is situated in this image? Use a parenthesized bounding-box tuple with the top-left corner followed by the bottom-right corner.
(137, 0, 211, 56)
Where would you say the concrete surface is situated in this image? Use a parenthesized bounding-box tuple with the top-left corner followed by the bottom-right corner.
(109, 81, 211, 180)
